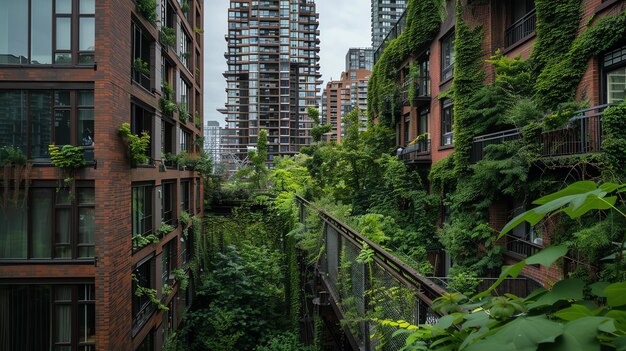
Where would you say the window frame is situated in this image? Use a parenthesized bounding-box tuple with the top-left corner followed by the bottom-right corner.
(132, 183, 154, 249)
(0, 89, 94, 162)
(602, 44, 626, 104)
(0, 182, 95, 261)
(132, 256, 156, 333)
(440, 30, 455, 82)
(441, 99, 454, 147)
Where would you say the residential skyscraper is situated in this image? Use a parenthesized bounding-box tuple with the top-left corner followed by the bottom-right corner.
(371, 0, 407, 49)
(0, 1, 204, 349)
(223, 0, 321, 166)
(346, 47, 374, 71)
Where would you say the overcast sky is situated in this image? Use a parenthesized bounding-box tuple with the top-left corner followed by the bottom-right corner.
(203, 0, 371, 126)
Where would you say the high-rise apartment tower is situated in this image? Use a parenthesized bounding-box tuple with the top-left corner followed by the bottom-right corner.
(371, 0, 407, 49)
(223, 0, 321, 166)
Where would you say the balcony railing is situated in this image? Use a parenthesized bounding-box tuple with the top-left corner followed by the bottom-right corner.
(374, 8, 408, 62)
(505, 234, 543, 258)
(401, 76, 431, 105)
(504, 9, 536, 48)
(471, 104, 614, 162)
(539, 105, 611, 157)
(429, 276, 541, 298)
(470, 128, 521, 163)
(398, 139, 431, 163)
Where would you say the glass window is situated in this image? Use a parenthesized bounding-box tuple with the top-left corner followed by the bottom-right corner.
(56, 0, 72, 14)
(0, 0, 29, 64)
(78, 188, 95, 258)
(441, 99, 454, 146)
(0, 190, 27, 259)
(607, 67, 626, 104)
(441, 32, 455, 81)
(0, 90, 94, 161)
(132, 184, 154, 245)
(133, 259, 155, 330)
(180, 180, 190, 213)
(132, 22, 152, 90)
(161, 182, 176, 226)
(31, 0, 53, 64)
(131, 103, 153, 164)
(162, 239, 177, 285)
(56, 17, 72, 50)
(31, 188, 54, 258)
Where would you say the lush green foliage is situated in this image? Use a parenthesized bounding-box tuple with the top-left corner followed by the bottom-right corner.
(388, 181, 626, 351)
(134, 0, 157, 24)
(48, 145, 86, 171)
(0, 146, 27, 166)
(367, 0, 445, 126)
(119, 122, 150, 165)
(602, 103, 626, 178)
(160, 26, 177, 47)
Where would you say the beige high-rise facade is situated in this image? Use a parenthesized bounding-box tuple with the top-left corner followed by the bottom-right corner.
(224, 0, 321, 166)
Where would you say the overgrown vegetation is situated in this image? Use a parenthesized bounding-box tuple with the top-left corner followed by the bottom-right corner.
(118, 122, 151, 166)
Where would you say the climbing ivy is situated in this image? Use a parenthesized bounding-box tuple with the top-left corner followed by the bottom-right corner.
(535, 10, 626, 109)
(452, 0, 485, 173)
(367, 0, 445, 127)
(602, 102, 626, 180)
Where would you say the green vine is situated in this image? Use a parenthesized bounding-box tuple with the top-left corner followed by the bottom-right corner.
(48, 145, 86, 193)
(132, 274, 169, 311)
(173, 268, 189, 290)
(452, 0, 485, 174)
(160, 26, 177, 47)
(602, 102, 626, 180)
(160, 81, 178, 114)
(134, 0, 157, 24)
(133, 58, 150, 76)
(534, 10, 626, 110)
(118, 123, 151, 166)
(367, 0, 445, 127)
(132, 232, 160, 250)
(158, 223, 176, 236)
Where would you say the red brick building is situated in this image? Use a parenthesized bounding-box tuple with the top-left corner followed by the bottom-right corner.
(376, 0, 626, 285)
(323, 68, 371, 143)
(0, 0, 204, 349)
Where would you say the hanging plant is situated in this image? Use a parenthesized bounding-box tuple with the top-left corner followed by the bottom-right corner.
(132, 232, 160, 250)
(159, 26, 176, 47)
(132, 274, 169, 311)
(0, 146, 32, 208)
(119, 123, 151, 166)
(133, 58, 150, 76)
(48, 145, 86, 196)
(173, 268, 189, 290)
(160, 82, 177, 115)
(134, 0, 157, 24)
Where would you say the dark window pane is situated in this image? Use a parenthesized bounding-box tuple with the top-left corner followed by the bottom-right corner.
(0, 194, 27, 259)
(31, 188, 53, 258)
(78, 208, 95, 257)
(0, 285, 52, 350)
(78, 91, 94, 106)
(56, 17, 71, 50)
(78, 53, 94, 64)
(54, 304, 72, 343)
(30, 92, 53, 159)
(0, 0, 29, 64)
(78, 110, 94, 146)
(31, 0, 53, 64)
(55, 208, 71, 258)
(79, 17, 95, 51)
(55, 91, 71, 107)
(54, 110, 71, 145)
(0, 91, 27, 153)
(55, 53, 72, 64)
(79, 303, 95, 343)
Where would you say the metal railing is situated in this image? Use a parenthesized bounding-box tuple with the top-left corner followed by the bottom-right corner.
(296, 196, 445, 351)
(428, 276, 541, 298)
(539, 105, 612, 157)
(374, 8, 408, 62)
(399, 139, 431, 163)
(471, 128, 521, 163)
(504, 234, 543, 258)
(504, 9, 536, 48)
(401, 76, 431, 105)
(471, 104, 615, 162)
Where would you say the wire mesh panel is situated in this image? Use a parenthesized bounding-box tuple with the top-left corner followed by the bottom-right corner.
(326, 226, 340, 288)
(368, 261, 420, 350)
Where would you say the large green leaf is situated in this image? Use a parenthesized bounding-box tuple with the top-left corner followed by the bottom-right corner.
(542, 317, 611, 351)
(615, 335, 626, 351)
(554, 304, 593, 321)
(589, 282, 610, 297)
(528, 279, 584, 309)
(605, 282, 626, 307)
(466, 316, 563, 351)
(499, 182, 621, 237)
(525, 246, 568, 267)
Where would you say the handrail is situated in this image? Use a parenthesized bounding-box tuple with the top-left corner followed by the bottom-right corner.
(295, 195, 446, 302)
(473, 128, 521, 143)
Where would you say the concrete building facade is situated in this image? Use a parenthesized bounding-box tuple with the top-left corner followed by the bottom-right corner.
(0, 0, 204, 349)
(223, 0, 321, 167)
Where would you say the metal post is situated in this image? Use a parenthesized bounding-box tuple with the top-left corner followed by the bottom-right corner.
(362, 261, 371, 351)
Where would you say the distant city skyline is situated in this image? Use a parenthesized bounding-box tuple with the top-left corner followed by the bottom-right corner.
(203, 0, 371, 126)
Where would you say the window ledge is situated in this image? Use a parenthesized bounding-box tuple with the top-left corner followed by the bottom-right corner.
(439, 76, 454, 88)
(595, 0, 622, 14)
(0, 63, 96, 69)
(0, 258, 95, 265)
(438, 144, 455, 151)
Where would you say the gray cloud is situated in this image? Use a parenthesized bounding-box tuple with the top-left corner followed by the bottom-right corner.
(204, 0, 371, 126)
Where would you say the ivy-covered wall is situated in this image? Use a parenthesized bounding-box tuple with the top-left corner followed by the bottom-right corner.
(367, 0, 445, 127)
